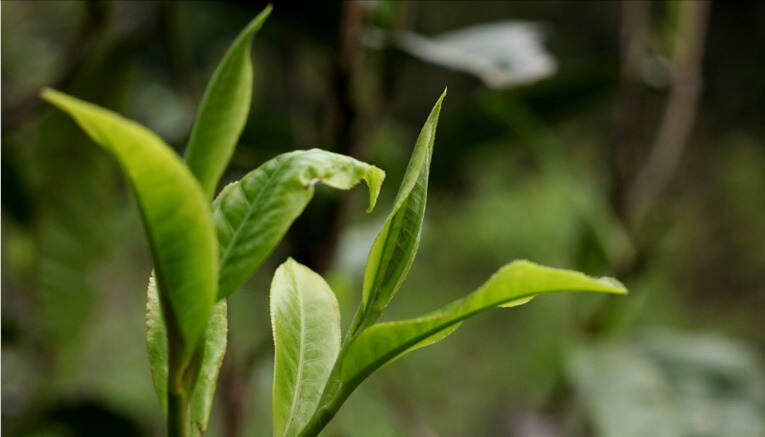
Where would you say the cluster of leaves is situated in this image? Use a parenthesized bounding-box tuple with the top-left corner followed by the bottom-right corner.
(42, 7, 382, 436)
(269, 90, 626, 437)
(42, 7, 626, 437)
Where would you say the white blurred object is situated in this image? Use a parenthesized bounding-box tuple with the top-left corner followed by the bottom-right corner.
(368, 21, 558, 89)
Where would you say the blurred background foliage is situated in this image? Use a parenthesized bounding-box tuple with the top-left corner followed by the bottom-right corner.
(2, 1, 764, 436)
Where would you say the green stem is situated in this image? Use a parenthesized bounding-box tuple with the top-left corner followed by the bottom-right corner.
(168, 389, 190, 437)
(297, 383, 354, 437)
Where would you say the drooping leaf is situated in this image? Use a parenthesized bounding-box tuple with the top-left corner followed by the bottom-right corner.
(184, 6, 272, 199)
(355, 90, 446, 332)
(342, 261, 625, 387)
(42, 88, 218, 364)
(146, 277, 228, 436)
(213, 149, 384, 299)
(271, 259, 341, 437)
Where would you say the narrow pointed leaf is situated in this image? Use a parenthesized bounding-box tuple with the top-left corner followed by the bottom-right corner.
(146, 276, 169, 412)
(342, 260, 626, 388)
(358, 90, 446, 330)
(189, 297, 228, 436)
(271, 259, 341, 437)
(42, 89, 217, 363)
(184, 6, 272, 199)
(213, 149, 384, 299)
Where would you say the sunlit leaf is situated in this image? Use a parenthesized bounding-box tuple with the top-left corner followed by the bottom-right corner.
(355, 90, 446, 332)
(271, 259, 341, 437)
(184, 6, 272, 199)
(299, 261, 626, 435)
(214, 149, 384, 299)
(42, 88, 217, 365)
(343, 261, 625, 386)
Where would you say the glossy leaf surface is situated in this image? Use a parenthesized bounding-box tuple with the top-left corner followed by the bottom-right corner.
(42, 89, 217, 363)
(357, 90, 446, 330)
(271, 259, 341, 437)
(213, 149, 384, 299)
(300, 261, 625, 436)
(343, 260, 625, 386)
(184, 6, 272, 199)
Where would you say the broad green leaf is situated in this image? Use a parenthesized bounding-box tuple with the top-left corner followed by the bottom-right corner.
(213, 149, 384, 299)
(42, 88, 217, 364)
(146, 278, 228, 436)
(357, 90, 446, 331)
(184, 6, 272, 199)
(342, 260, 626, 388)
(271, 259, 341, 437)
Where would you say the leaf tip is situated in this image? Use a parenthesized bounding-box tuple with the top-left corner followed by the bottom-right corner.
(40, 86, 55, 101)
(435, 87, 448, 108)
(39, 87, 68, 107)
(250, 4, 273, 31)
(364, 166, 386, 213)
(596, 276, 628, 295)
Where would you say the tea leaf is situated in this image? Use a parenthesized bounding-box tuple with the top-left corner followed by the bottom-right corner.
(42, 88, 217, 364)
(184, 6, 272, 199)
(356, 90, 446, 332)
(271, 259, 341, 437)
(213, 149, 384, 299)
(146, 276, 169, 412)
(188, 296, 228, 436)
(342, 260, 626, 394)
(146, 277, 227, 435)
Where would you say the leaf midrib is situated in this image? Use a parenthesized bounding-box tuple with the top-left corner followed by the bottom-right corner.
(345, 288, 585, 388)
(364, 148, 429, 315)
(217, 156, 294, 276)
(282, 265, 307, 437)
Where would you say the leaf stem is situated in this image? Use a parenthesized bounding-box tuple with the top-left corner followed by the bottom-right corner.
(167, 387, 190, 437)
(297, 383, 353, 437)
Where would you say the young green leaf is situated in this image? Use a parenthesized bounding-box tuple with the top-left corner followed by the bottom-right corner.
(271, 259, 341, 437)
(354, 89, 446, 333)
(300, 261, 625, 435)
(213, 149, 384, 299)
(42, 88, 218, 365)
(344, 260, 625, 387)
(146, 276, 169, 412)
(146, 277, 228, 436)
(188, 297, 228, 436)
(184, 6, 272, 199)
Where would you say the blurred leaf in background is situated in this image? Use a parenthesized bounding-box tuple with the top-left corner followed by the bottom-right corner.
(569, 329, 765, 437)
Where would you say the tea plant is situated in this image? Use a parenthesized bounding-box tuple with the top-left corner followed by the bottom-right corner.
(269, 91, 626, 437)
(42, 6, 626, 437)
(42, 7, 380, 437)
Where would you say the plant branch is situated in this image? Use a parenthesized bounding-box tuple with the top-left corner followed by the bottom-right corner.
(624, 0, 711, 228)
(610, 0, 650, 221)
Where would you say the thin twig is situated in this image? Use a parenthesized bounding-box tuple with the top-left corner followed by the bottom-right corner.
(611, 0, 650, 221)
(625, 0, 711, 228)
